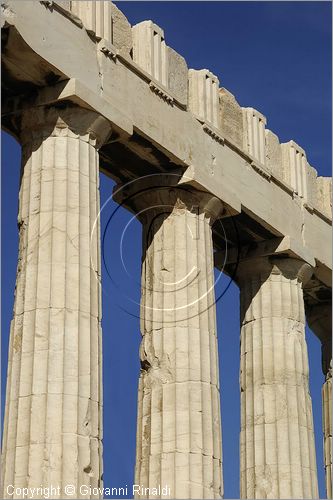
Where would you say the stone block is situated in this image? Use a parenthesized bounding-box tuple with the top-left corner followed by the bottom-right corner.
(188, 69, 219, 128)
(305, 163, 318, 208)
(167, 46, 187, 105)
(110, 2, 132, 56)
(265, 129, 282, 179)
(132, 20, 167, 86)
(243, 107, 266, 165)
(316, 176, 332, 219)
(281, 140, 308, 198)
(71, 1, 112, 42)
(219, 87, 243, 148)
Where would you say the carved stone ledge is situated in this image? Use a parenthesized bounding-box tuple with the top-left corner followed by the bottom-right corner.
(202, 123, 224, 145)
(149, 81, 174, 105)
(214, 235, 316, 270)
(271, 175, 295, 196)
(98, 39, 118, 61)
(39, 0, 83, 27)
(304, 201, 314, 213)
(251, 160, 271, 180)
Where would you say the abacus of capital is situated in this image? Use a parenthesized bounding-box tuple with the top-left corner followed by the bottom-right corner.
(1, 2, 331, 499)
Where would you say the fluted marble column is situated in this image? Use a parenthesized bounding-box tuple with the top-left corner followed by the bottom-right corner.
(306, 303, 332, 498)
(323, 366, 332, 500)
(118, 180, 224, 498)
(236, 257, 318, 499)
(1, 105, 111, 499)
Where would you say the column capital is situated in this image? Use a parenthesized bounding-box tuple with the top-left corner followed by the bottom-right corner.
(19, 103, 112, 148)
(235, 255, 313, 286)
(113, 174, 224, 225)
(306, 302, 332, 343)
(306, 302, 332, 377)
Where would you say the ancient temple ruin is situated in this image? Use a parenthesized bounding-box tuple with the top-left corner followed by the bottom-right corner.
(1, 1, 331, 498)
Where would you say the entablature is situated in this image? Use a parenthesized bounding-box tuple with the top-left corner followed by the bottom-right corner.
(1, 0, 331, 294)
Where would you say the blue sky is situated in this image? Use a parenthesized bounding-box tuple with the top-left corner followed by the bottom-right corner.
(1, 2, 331, 498)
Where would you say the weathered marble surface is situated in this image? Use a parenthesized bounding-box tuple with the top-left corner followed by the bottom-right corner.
(236, 257, 318, 499)
(306, 303, 332, 499)
(1, 1, 331, 499)
(1, 106, 111, 499)
(115, 179, 224, 499)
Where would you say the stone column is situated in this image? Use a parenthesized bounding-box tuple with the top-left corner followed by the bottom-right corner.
(306, 303, 332, 499)
(117, 180, 224, 498)
(1, 105, 111, 499)
(236, 257, 318, 499)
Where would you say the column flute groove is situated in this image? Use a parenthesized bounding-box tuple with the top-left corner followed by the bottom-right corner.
(236, 256, 318, 499)
(115, 178, 224, 499)
(305, 302, 332, 499)
(1, 105, 111, 499)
